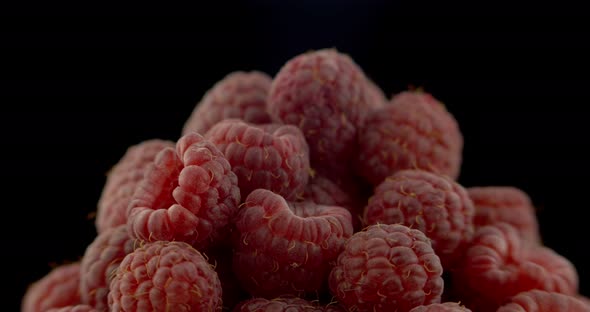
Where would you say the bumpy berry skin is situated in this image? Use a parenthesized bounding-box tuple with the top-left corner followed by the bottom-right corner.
(232, 189, 353, 298)
(496, 290, 588, 312)
(357, 91, 463, 186)
(268, 49, 371, 181)
(364, 78, 387, 110)
(80, 226, 135, 311)
(127, 132, 240, 250)
(363, 170, 475, 268)
(232, 297, 324, 312)
(22, 262, 82, 312)
(467, 186, 541, 244)
(47, 305, 97, 312)
(205, 119, 310, 201)
(329, 224, 444, 312)
(183, 71, 272, 135)
(453, 223, 578, 312)
(409, 302, 472, 312)
(96, 139, 174, 234)
(108, 241, 222, 312)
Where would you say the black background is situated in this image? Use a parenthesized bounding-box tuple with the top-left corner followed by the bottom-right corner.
(3, 1, 590, 310)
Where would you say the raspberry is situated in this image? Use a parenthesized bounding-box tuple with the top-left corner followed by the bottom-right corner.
(205, 119, 310, 200)
(232, 189, 353, 298)
(96, 139, 174, 234)
(233, 297, 323, 312)
(357, 91, 463, 186)
(127, 132, 241, 249)
(268, 49, 371, 181)
(467, 186, 541, 244)
(409, 302, 472, 312)
(47, 305, 97, 312)
(363, 170, 475, 268)
(496, 290, 588, 312)
(364, 77, 387, 110)
(452, 223, 578, 312)
(22, 262, 81, 312)
(183, 71, 272, 135)
(329, 224, 444, 312)
(108, 241, 222, 312)
(80, 225, 135, 311)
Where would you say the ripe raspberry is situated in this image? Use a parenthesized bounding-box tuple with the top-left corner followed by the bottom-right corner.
(268, 49, 371, 180)
(96, 139, 174, 234)
(496, 290, 588, 312)
(127, 132, 240, 249)
(80, 225, 135, 311)
(108, 241, 222, 312)
(205, 119, 310, 200)
(467, 186, 541, 244)
(183, 71, 272, 135)
(409, 302, 472, 312)
(357, 91, 463, 186)
(363, 170, 475, 268)
(22, 262, 81, 312)
(232, 189, 353, 298)
(329, 224, 444, 312)
(364, 77, 387, 110)
(452, 223, 578, 312)
(47, 305, 97, 312)
(233, 297, 323, 312)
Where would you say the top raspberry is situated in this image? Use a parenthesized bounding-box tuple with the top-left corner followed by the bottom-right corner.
(183, 71, 272, 135)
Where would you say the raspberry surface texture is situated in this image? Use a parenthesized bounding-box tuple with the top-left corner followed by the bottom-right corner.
(452, 223, 578, 312)
(267, 48, 371, 181)
(357, 91, 463, 185)
(205, 119, 310, 200)
(127, 132, 240, 249)
(22, 262, 82, 312)
(364, 77, 387, 110)
(363, 170, 474, 267)
(409, 302, 472, 312)
(496, 290, 588, 312)
(232, 297, 324, 312)
(467, 186, 541, 244)
(232, 189, 353, 298)
(96, 139, 174, 234)
(183, 71, 272, 135)
(80, 225, 135, 311)
(329, 224, 444, 312)
(46, 305, 98, 312)
(108, 241, 222, 312)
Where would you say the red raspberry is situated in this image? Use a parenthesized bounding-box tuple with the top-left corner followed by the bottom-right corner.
(329, 224, 444, 312)
(452, 223, 578, 312)
(409, 302, 472, 312)
(363, 170, 475, 268)
(108, 241, 222, 312)
(22, 262, 81, 312)
(496, 290, 588, 312)
(80, 225, 135, 311)
(47, 305, 97, 312)
(357, 91, 463, 186)
(232, 189, 353, 298)
(96, 139, 174, 234)
(467, 186, 541, 244)
(233, 297, 323, 312)
(268, 49, 371, 181)
(127, 132, 240, 249)
(364, 77, 387, 110)
(183, 71, 272, 135)
(205, 119, 310, 200)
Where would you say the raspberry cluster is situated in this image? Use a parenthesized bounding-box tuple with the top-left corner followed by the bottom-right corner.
(23, 49, 587, 312)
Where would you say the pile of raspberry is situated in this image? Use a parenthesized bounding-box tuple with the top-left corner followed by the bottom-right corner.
(22, 49, 589, 312)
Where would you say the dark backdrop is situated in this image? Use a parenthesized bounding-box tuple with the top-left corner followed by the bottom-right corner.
(3, 2, 590, 310)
